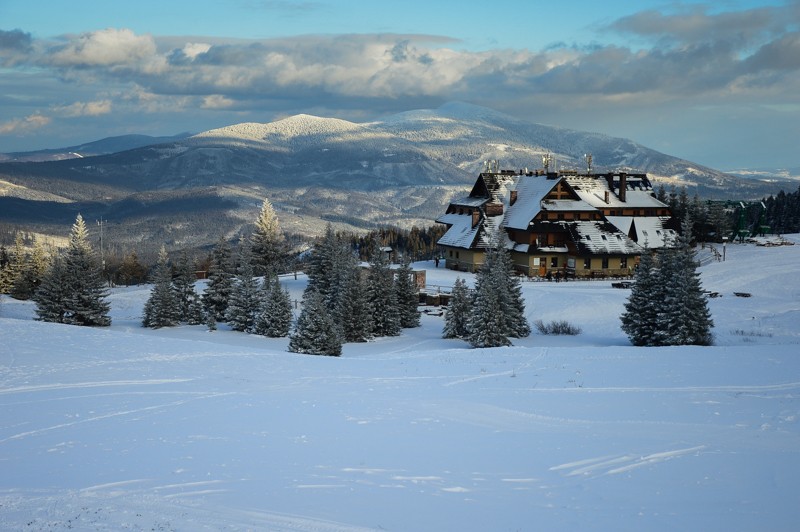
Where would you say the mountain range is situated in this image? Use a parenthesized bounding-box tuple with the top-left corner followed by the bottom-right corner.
(0, 102, 793, 252)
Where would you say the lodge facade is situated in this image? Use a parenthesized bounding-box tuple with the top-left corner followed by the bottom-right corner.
(436, 168, 676, 278)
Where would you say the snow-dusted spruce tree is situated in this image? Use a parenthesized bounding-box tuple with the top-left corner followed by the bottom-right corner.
(497, 233, 531, 339)
(289, 288, 342, 356)
(366, 245, 401, 337)
(1, 234, 25, 296)
(442, 277, 471, 339)
(172, 251, 205, 325)
(142, 245, 181, 328)
(466, 230, 529, 347)
(653, 214, 714, 346)
(176, 253, 204, 322)
(203, 237, 235, 322)
(394, 257, 421, 329)
(466, 251, 511, 348)
(620, 243, 660, 346)
(53, 214, 111, 326)
(305, 223, 340, 305)
(251, 197, 286, 277)
(33, 253, 69, 323)
(304, 223, 370, 338)
(337, 264, 373, 342)
(11, 235, 49, 300)
(253, 275, 293, 337)
(0, 244, 12, 294)
(225, 238, 261, 333)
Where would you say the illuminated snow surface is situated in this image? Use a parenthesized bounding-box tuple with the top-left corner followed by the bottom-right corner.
(1, 236, 799, 531)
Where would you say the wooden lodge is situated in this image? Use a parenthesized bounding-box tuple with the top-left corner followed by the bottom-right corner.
(436, 167, 676, 279)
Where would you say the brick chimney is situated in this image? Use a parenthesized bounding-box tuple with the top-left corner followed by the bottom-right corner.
(619, 172, 627, 202)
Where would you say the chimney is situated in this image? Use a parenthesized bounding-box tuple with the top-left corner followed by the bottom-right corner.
(472, 210, 480, 228)
(510, 190, 518, 206)
(619, 172, 627, 202)
(604, 190, 609, 204)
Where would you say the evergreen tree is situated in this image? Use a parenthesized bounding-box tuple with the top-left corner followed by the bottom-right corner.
(142, 245, 181, 328)
(289, 289, 342, 356)
(203, 237, 235, 322)
(394, 257, 421, 328)
(337, 264, 373, 342)
(653, 215, 714, 346)
(12, 236, 49, 300)
(41, 214, 112, 326)
(3, 233, 25, 297)
(225, 238, 261, 332)
(254, 275, 294, 337)
(366, 245, 401, 337)
(443, 277, 470, 339)
(301, 224, 375, 342)
(118, 251, 147, 286)
(620, 244, 660, 346)
(33, 253, 70, 323)
(251, 197, 286, 277)
(173, 251, 205, 325)
(305, 223, 340, 304)
(0, 244, 11, 294)
(466, 231, 529, 347)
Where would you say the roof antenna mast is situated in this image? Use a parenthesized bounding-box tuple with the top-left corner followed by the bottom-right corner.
(584, 153, 593, 174)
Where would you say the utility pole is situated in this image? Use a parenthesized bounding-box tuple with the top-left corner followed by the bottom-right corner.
(97, 218, 106, 273)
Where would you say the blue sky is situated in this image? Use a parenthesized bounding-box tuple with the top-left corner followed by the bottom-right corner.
(1, 0, 798, 169)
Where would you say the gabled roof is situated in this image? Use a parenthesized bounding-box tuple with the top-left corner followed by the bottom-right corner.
(436, 213, 480, 248)
(448, 196, 487, 208)
(606, 216, 676, 248)
(503, 176, 562, 230)
(569, 221, 642, 255)
(565, 175, 668, 210)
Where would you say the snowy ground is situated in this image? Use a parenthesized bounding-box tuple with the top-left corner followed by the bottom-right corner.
(1, 237, 799, 531)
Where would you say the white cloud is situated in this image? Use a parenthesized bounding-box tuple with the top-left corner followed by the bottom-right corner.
(201, 94, 235, 109)
(48, 28, 157, 67)
(54, 100, 113, 117)
(0, 114, 51, 135)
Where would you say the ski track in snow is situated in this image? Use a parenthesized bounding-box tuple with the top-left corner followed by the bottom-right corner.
(0, 392, 232, 443)
(550, 445, 707, 478)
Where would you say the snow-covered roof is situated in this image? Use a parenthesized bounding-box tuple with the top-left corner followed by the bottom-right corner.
(565, 175, 667, 210)
(571, 221, 642, 255)
(503, 177, 559, 230)
(631, 217, 677, 248)
(448, 196, 488, 208)
(437, 213, 480, 248)
(605, 216, 676, 248)
(621, 190, 666, 208)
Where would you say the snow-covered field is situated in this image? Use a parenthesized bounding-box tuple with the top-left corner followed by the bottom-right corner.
(2, 237, 799, 531)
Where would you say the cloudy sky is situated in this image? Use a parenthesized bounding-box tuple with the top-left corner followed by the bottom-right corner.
(1, 0, 798, 169)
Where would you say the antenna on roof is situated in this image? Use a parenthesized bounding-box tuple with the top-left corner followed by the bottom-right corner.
(542, 153, 551, 173)
(584, 153, 593, 174)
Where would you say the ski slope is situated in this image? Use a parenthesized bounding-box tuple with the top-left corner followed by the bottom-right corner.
(1, 236, 799, 531)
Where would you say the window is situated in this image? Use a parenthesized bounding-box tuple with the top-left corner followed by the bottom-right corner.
(449, 250, 453, 258)
(583, 258, 590, 269)
(621, 257, 628, 268)
(550, 257, 558, 268)
(602, 257, 609, 269)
